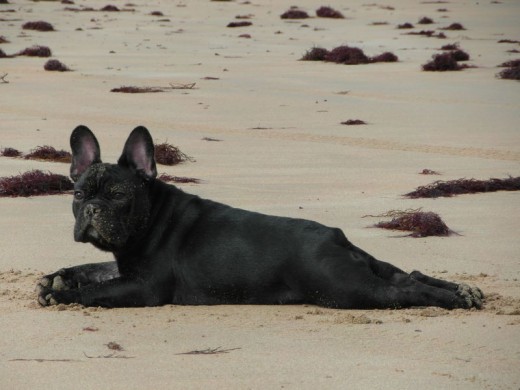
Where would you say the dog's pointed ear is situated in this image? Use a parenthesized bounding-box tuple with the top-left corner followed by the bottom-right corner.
(117, 126, 157, 180)
(70, 125, 101, 181)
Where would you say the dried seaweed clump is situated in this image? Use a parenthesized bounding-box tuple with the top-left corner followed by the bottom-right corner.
(316, 6, 344, 19)
(158, 173, 200, 184)
(341, 119, 366, 125)
(418, 17, 434, 24)
(22, 21, 55, 32)
(325, 46, 370, 64)
(111, 86, 163, 93)
(0, 48, 6, 58)
(449, 49, 469, 61)
(497, 59, 520, 80)
(25, 146, 72, 163)
(44, 59, 71, 71)
(367, 209, 451, 237)
(405, 177, 520, 198)
(100, 5, 119, 11)
(300, 47, 329, 61)
(422, 52, 466, 71)
(154, 143, 193, 166)
(440, 43, 459, 50)
(301, 45, 398, 64)
(1, 147, 22, 157)
(227, 21, 252, 27)
(280, 9, 309, 19)
(419, 169, 440, 175)
(371, 51, 399, 62)
(499, 59, 520, 68)
(0, 170, 73, 197)
(405, 30, 446, 39)
(17, 45, 52, 57)
(442, 23, 465, 30)
(397, 23, 414, 29)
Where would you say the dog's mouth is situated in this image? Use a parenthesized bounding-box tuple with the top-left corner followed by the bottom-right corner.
(74, 219, 124, 251)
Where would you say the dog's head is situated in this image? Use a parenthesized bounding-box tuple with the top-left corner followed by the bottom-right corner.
(70, 126, 157, 251)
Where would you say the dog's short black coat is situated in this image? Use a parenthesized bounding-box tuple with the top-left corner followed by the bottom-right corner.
(36, 126, 483, 309)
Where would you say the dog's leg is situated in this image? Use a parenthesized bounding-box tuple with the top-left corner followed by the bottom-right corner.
(410, 270, 484, 307)
(302, 245, 483, 309)
(36, 261, 120, 305)
(37, 261, 119, 290)
(37, 276, 164, 308)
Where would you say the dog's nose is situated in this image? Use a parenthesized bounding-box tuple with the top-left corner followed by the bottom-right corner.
(84, 203, 100, 217)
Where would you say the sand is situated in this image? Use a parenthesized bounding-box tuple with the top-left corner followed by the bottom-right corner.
(1, 0, 519, 389)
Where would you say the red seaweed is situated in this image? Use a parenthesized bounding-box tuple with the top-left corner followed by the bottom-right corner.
(440, 43, 459, 50)
(341, 119, 366, 125)
(418, 17, 434, 24)
(325, 46, 370, 64)
(158, 173, 200, 184)
(405, 177, 520, 198)
(498, 39, 520, 44)
(1, 147, 22, 157)
(370, 51, 398, 62)
(17, 45, 52, 57)
(0, 170, 73, 197)
(449, 49, 469, 61)
(316, 6, 344, 19)
(111, 86, 163, 93)
(498, 59, 520, 68)
(100, 5, 119, 11)
(227, 21, 252, 28)
(397, 23, 414, 29)
(300, 47, 329, 61)
(405, 30, 446, 38)
(25, 146, 72, 162)
(419, 169, 441, 175)
(44, 59, 71, 71)
(280, 9, 309, 19)
(22, 21, 55, 32)
(372, 210, 452, 237)
(441, 22, 465, 30)
(154, 143, 193, 166)
(422, 52, 464, 71)
(301, 45, 398, 64)
(497, 66, 520, 80)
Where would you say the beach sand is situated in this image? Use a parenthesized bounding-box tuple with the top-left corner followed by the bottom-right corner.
(1, 0, 519, 388)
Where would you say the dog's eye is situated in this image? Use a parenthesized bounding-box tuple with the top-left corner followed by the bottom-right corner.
(74, 191, 84, 200)
(111, 192, 126, 200)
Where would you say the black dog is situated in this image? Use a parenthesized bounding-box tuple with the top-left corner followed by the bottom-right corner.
(37, 126, 483, 309)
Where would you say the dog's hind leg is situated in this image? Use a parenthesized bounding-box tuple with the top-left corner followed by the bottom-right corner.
(410, 270, 484, 307)
(302, 244, 482, 309)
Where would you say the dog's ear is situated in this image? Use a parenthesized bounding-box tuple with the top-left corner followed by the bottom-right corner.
(70, 125, 101, 181)
(117, 126, 157, 180)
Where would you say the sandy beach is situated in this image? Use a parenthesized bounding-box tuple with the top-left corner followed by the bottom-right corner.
(1, 0, 519, 388)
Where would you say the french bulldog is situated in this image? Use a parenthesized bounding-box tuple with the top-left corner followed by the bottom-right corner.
(36, 126, 483, 309)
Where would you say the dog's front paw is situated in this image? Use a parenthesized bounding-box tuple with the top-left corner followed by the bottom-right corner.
(36, 269, 75, 306)
(456, 283, 484, 309)
(36, 286, 58, 306)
